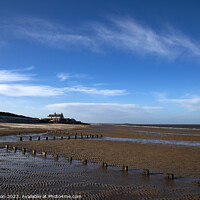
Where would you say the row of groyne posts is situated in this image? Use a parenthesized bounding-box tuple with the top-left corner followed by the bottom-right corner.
(4, 130, 175, 180)
(4, 144, 71, 162)
(3, 144, 175, 180)
(19, 131, 103, 141)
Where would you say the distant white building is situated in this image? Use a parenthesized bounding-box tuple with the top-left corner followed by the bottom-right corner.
(48, 113, 64, 122)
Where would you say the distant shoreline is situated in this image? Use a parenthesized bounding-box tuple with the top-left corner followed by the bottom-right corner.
(91, 123, 200, 131)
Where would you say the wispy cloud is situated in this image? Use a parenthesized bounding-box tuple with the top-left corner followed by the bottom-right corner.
(158, 93, 200, 111)
(0, 69, 33, 82)
(11, 17, 95, 50)
(0, 84, 64, 97)
(95, 18, 200, 58)
(4, 16, 199, 59)
(46, 102, 162, 122)
(0, 84, 126, 97)
(47, 102, 162, 112)
(20, 65, 35, 71)
(64, 86, 126, 96)
(93, 83, 107, 86)
(0, 67, 125, 97)
(57, 72, 87, 81)
(57, 73, 70, 81)
(4, 17, 200, 59)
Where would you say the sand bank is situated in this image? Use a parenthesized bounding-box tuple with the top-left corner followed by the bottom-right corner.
(0, 123, 90, 136)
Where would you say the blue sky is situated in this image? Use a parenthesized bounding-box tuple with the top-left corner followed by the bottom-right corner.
(0, 0, 200, 123)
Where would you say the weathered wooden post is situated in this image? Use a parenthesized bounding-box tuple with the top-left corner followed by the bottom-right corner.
(102, 162, 108, 168)
(82, 159, 87, 165)
(32, 149, 36, 156)
(54, 154, 58, 160)
(20, 136, 23, 141)
(22, 148, 26, 155)
(42, 152, 46, 158)
(29, 136, 32, 141)
(142, 169, 149, 176)
(122, 165, 128, 171)
(38, 136, 40, 141)
(13, 146, 17, 153)
(68, 156, 72, 162)
(166, 173, 174, 180)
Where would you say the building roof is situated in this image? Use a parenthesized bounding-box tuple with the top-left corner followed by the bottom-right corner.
(48, 113, 64, 117)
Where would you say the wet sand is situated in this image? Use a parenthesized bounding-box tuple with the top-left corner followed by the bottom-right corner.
(78, 124, 200, 141)
(0, 148, 199, 199)
(2, 139, 199, 178)
(0, 123, 200, 199)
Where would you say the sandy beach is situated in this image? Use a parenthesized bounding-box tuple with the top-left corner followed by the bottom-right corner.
(0, 123, 200, 199)
(0, 123, 90, 136)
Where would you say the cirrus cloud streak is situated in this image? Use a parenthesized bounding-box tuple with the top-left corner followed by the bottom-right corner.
(0, 69, 33, 82)
(0, 84, 126, 97)
(157, 93, 200, 111)
(3, 16, 200, 59)
(94, 18, 200, 58)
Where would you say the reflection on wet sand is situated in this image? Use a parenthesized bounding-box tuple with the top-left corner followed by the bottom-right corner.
(136, 130, 200, 137)
(1, 132, 200, 147)
(99, 136, 200, 147)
